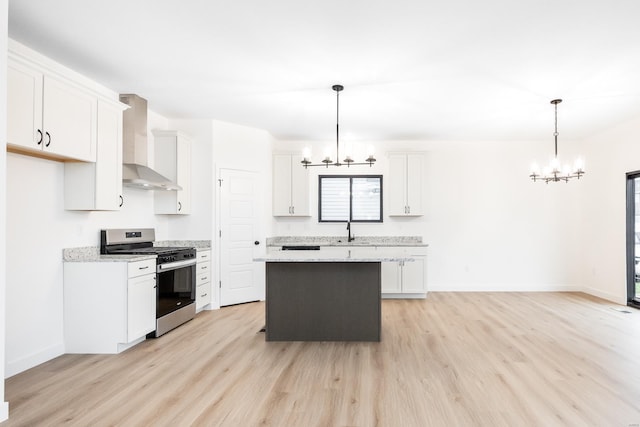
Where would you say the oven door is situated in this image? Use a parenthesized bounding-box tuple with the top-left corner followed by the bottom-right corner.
(156, 259, 196, 318)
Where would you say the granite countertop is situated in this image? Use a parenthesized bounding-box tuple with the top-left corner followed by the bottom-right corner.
(155, 240, 211, 250)
(266, 236, 428, 247)
(63, 247, 157, 263)
(63, 239, 212, 262)
(254, 248, 416, 263)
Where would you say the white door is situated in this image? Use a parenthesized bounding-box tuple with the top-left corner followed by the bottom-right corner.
(219, 169, 262, 306)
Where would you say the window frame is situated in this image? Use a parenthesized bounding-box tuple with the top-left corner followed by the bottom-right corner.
(318, 174, 384, 223)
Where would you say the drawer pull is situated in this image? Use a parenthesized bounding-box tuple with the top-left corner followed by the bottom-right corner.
(139, 266, 149, 270)
(201, 276, 208, 281)
(201, 293, 207, 298)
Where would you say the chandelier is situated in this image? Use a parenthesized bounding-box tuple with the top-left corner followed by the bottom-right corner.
(301, 84, 376, 168)
(529, 99, 585, 183)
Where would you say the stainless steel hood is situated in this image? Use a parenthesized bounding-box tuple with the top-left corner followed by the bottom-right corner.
(119, 94, 181, 191)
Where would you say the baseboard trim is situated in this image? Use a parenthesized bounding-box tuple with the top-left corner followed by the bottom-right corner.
(5, 342, 64, 378)
(427, 284, 581, 292)
(581, 286, 626, 305)
(0, 402, 8, 422)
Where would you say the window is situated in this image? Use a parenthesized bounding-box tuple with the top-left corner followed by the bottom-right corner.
(319, 175, 383, 222)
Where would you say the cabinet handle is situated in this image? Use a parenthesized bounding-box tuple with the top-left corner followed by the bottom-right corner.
(119, 195, 124, 207)
(178, 201, 182, 212)
(201, 265, 208, 269)
(201, 254, 208, 258)
(139, 266, 149, 270)
(201, 276, 208, 281)
(292, 206, 295, 214)
(45, 132, 51, 147)
(407, 206, 410, 214)
(201, 293, 207, 298)
(36, 129, 43, 145)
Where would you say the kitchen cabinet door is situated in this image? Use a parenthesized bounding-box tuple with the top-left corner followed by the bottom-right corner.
(42, 75, 97, 162)
(7, 59, 43, 151)
(381, 261, 402, 293)
(401, 256, 427, 293)
(127, 273, 156, 341)
(388, 153, 424, 216)
(64, 99, 126, 210)
(290, 157, 310, 215)
(388, 154, 407, 216)
(154, 130, 192, 215)
(273, 154, 293, 216)
(405, 154, 423, 216)
(272, 154, 310, 216)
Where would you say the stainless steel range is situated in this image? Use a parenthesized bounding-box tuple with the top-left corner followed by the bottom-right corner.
(101, 228, 197, 337)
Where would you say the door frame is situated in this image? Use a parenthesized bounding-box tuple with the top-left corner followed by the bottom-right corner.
(625, 171, 640, 307)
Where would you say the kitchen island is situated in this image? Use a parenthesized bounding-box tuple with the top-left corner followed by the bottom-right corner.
(253, 249, 414, 342)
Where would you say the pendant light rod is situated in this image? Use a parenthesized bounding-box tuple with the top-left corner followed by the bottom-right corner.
(301, 84, 376, 168)
(334, 84, 342, 165)
(552, 98, 561, 158)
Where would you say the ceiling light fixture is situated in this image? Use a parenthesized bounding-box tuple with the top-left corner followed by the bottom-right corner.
(301, 84, 376, 168)
(530, 99, 585, 183)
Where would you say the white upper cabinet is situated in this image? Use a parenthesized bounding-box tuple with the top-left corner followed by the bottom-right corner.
(64, 99, 127, 210)
(153, 130, 192, 215)
(273, 153, 310, 216)
(8, 54, 97, 162)
(388, 153, 424, 216)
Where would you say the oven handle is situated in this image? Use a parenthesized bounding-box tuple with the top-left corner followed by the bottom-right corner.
(157, 259, 197, 273)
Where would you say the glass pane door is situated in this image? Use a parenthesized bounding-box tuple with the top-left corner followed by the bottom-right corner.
(627, 173, 640, 305)
(634, 177, 640, 302)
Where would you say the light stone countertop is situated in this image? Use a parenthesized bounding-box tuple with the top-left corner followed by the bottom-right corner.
(266, 236, 427, 247)
(254, 248, 416, 263)
(63, 239, 211, 262)
(155, 240, 211, 250)
(63, 247, 157, 263)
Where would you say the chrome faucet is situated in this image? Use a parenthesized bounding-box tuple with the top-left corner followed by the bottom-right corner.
(347, 221, 355, 242)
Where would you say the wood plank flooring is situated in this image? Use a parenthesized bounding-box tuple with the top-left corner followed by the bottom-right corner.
(4, 292, 640, 426)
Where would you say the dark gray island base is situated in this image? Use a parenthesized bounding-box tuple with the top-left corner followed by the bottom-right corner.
(265, 262, 381, 341)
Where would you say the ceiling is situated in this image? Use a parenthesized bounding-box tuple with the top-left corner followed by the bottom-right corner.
(8, 0, 640, 142)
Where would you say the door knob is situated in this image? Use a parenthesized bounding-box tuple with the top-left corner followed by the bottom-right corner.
(254, 241, 260, 245)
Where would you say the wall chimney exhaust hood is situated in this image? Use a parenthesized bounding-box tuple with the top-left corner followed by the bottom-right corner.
(119, 94, 181, 191)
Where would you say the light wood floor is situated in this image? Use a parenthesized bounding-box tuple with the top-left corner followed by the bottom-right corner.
(4, 292, 640, 426)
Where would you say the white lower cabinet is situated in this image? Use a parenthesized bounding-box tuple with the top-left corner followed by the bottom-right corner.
(381, 247, 428, 298)
(64, 258, 157, 354)
(196, 250, 212, 311)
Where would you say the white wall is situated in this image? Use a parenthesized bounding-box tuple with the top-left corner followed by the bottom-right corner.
(4, 111, 172, 377)
(1, 0, 10, 419)
(273, 138, 584, 292)
(580, 115, 640, 304)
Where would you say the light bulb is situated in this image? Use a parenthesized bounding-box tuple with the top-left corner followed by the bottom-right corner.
(550, 157, 560, 173)
(302, 147, 311, 162)
(323, 146, 332, 161)
(530, 162, 540, 175)
(574, 157, 584, 173)
(563, 164, 571, 176)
